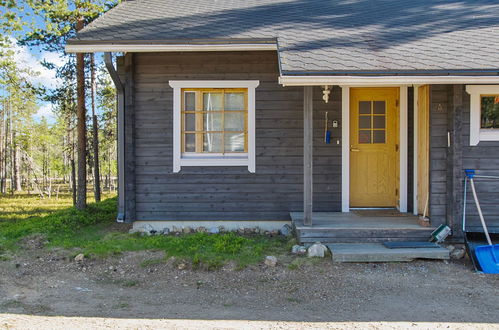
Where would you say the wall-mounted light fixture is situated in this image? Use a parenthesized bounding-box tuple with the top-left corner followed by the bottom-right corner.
(322, 85, 331, 103)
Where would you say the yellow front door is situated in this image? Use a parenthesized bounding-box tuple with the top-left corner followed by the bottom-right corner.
(350, 87, 399, 207)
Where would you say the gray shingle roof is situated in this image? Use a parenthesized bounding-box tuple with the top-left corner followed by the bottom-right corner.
(72, 0, 499, 74)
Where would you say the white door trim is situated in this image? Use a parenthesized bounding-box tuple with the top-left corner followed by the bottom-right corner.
(341, 86, 350, 212)
(413, 85, 420, 215)
(341, 86, 408, 213)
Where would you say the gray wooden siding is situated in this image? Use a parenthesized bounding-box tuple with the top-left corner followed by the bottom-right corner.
(460, 86, 499, 232)
(430, 84, 499, 236)
(429, 85, 449, 226)
(129, 51, 341, 221)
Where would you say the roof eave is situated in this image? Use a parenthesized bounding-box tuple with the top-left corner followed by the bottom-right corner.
(65, 39, 278, 53)
(279, 74, 499, 86)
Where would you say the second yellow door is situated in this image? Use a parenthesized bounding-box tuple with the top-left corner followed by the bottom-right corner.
(350, 87, 399, 207)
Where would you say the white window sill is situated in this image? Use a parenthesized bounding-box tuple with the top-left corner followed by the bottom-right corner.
(478, 129, 499, 142)
(177, 153, 254, 172)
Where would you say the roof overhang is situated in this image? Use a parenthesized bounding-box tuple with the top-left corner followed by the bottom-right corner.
(65, 40, 278, 53)
(279, 75, 499, 86)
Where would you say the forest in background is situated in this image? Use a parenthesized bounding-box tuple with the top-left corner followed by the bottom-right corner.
(0, 1, 120, 205)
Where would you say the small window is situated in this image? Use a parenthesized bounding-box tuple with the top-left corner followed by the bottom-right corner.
(480, 95, 499, 129)
(466, 85, 499, 145)
(169, 80, 259, 172)
(182, 89, 247, 154)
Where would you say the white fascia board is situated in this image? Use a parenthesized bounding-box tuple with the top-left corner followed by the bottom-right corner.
(279, 75, 499, 86)
(65, 43, 277, 53)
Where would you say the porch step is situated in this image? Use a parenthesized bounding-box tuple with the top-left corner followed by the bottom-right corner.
(296, 227, 435, 243)
(326, 243, 450, 262)
(291, 212, 435, 244)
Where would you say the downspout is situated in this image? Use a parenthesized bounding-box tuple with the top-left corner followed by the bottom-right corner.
(104, 52, 125, 222)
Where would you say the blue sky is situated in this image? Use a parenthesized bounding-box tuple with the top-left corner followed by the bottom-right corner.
(9, 37, 65, 122)
(4, 2, 68, 123)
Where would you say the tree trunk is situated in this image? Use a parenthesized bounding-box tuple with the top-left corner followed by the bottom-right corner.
(0, 100, 4, 194)
(76, 18, 87, 209)
(90, 54, 101, 202)
(13, 132, 21, 191)
(71, 158, 77, 206)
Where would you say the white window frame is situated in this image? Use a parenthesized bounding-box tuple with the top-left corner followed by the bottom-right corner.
(466, 85, 499, 146)
(169, 80, 259, 173)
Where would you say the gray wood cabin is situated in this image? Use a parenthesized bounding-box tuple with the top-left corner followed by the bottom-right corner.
(67, 0, 499, 243)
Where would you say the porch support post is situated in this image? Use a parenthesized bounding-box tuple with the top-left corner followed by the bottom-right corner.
(303, 86, 313, 226)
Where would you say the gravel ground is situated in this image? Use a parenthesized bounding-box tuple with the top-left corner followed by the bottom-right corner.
(0, 247, 498, 327)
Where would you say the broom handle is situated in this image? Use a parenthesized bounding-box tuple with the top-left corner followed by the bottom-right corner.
(470, 178, 493, 246)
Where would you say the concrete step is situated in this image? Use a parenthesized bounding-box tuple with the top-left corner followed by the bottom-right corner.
(326, 243, 450, 262)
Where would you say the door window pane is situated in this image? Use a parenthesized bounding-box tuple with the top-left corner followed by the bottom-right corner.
(224, 133, 245, 152)
(203, 113, 223, 131)
(373, 116, 386, 129)
(225, 93, 245, 110)
(184, 92, 196, 111)
(225, 112, 245, 131)
(359, 130, 371, 143)
(203, 93, 223, 111)
(359, 116, 371, 129)
(373, 101, 386, 114)
(373, 130, 386, 143)
(481, 95, 499, 128)
(359, 101, 371, 114)
(203, 133, 223, 152)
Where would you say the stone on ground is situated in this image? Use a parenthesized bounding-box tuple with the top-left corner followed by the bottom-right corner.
(279, 224, 292, 236)
(74, 254, 85, 262)
(450, 247, 466, 259)
(307, 242, 328, 258)
(209, 227, 220, 234)
(291, 245, 307, 255)
(264, 256, 277, 267)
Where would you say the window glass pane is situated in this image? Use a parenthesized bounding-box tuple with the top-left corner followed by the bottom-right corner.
(359, 130, 371, 143)
(184, 113, 196, 131)
(224, 133, 245, 152)
(373, 116, 386, 129)
(359, 101, 371, 114)
(203, 93, 223, 111)
(225, 93, 245, 110)
(184, 133, 195, 152)
(184, 92, 195, 111)
(225, 112, 245, 131)
(203, 113, 222, 131)
(359, 116, 371, 129)
(203, 133, 223, 152)
(373, 101, 385, 114)
(481, 95, 499, 128)
(373, 130, 386, 143)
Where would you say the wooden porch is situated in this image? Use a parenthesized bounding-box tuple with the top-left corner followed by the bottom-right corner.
(291, 211, 435, 244)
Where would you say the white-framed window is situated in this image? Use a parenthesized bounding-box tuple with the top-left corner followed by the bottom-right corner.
(466, 85, 499, 146)
(169, 80, 259, 173)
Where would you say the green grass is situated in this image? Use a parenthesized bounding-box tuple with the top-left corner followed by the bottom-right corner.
(0, 193, 290, 268)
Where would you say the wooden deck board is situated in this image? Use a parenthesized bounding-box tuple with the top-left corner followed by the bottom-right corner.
(291, 212, 435, 243)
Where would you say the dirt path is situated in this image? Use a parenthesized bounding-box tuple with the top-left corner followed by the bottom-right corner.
(0, 249, 498, 327)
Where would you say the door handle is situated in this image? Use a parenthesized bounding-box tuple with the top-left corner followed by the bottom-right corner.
(350, 146, 360, 152)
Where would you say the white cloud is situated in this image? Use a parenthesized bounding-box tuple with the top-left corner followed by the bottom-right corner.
(9, 37, 64, 90)
(6, 38, 64, 123)
(33, 102, 56, 122)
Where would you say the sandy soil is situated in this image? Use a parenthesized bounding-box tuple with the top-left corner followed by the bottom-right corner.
(0, 247, 498, 328)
